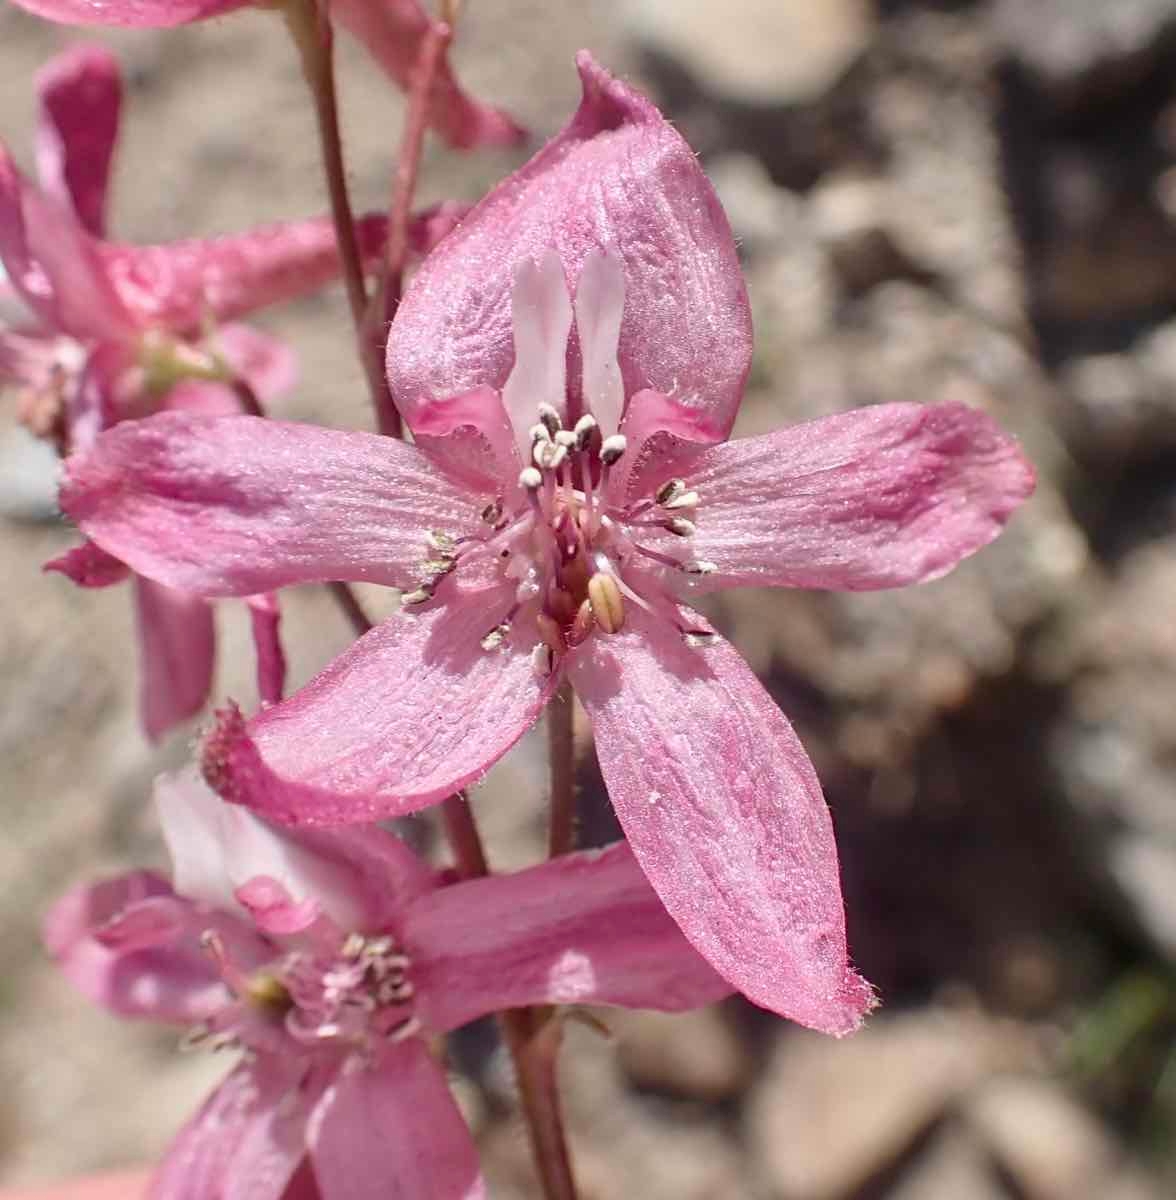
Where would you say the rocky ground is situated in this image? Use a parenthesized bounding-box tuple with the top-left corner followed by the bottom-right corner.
(3, 0, 1176, 1196)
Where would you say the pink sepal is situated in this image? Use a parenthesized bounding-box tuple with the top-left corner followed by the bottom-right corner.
(43, 539, 129, 588)
(247, 592, 287, 707)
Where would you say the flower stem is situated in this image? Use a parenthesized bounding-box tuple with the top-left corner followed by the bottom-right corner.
(547, 681, 577, 858)
(439, 794, 579, 1200)
(365, 17, 451, 437)
(285, 0, 390, 426)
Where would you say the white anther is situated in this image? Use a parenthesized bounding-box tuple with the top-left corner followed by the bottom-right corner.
(519, 466, 543, 491)
(684, 630, 716, 647)
(388, 1016, 422, 1044)
(535, 440, 568, 471)
(683, 560, 718, 576)
(531, 642, 555, 677)
(537, 402, 562, 435)
(665, 517, 697, 538)
(655, 478, 685, 504)
(401, 585, 434, 606)
(573, 414, 598, 451)
(480, 623, 511, 651)
(529, 422, 552, 446)
(480, 500, 504, 526)
(427, 530, 457, 553)
(422, 557, 456, 579)
(341, 932, 366, 958)
(554, 429, 576, 449)
(663, 490, 700, 511)
(600, 434, 627, 465)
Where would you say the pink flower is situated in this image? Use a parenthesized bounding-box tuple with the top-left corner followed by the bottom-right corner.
(9, 0, 523, 151)
(60, 54, 1035, 1033)
(47, 770, 727, 1199)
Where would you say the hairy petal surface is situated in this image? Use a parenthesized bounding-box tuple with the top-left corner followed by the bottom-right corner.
(134, 576, 214, 741)
(61, 412, 480, 595)
(332, 0, 522, 152)
(153, 1059, 318, 1200)
(35, 45, 121, 237)
(9, 0, 250, 26)
(202, 587, 559, 825)
(406, 842, 730, 1033)
(685, 402, 1037, 592)
(308, 1041, 485, 1200)
(387, 52, 751, 439)
(569, 614, 873, 1035)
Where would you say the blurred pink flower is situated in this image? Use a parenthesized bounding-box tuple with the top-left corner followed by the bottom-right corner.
(47, 770, 727, 1200)
(60, 54, 1035, 1032)
(8, 0, 523, 150)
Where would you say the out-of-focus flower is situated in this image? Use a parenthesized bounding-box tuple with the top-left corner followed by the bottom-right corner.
(8, 0, 523, 150)
(60, 54, 1034, 1032)
(47, 770, 728, 1199)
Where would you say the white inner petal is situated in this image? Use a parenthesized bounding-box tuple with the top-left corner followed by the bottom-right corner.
(573, 247, 626, 437)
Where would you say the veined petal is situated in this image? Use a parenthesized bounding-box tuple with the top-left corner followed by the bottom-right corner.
(61, 412, 481, 595)
(201, 587, 559, 826)
(406, 842, 730, 1034)
(134, 575, 215, 742)
(99, 212, 388, 333)
(684, 402, 1036, 592)
(387, 53, 751, 439)
(157, 768, 435, 932)
(44, 871, 227, 1023)
(332, 0, 523, 151)
(152, 1059, 318, 1200)
(501, 250, 573, 450)
(247, 592, 286, 707)
(308, 1041, 485, 1200)
(573, 247, 625, 437)
(35, 45, 122, 237)
(9, 0, 250, 26)
(569, 614, 874, 1035)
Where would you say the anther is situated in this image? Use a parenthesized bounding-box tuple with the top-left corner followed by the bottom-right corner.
(684, 630, 716, 647)
(422, 557, 456, 580)
(529, 422, 551, 446)
(428, 530, 457, 553)
(519, 466, 543, 491)
(663, 490, 700, 511)
(655, 478, 685, 504)
(683, 560, 718, 576)
(587, 573, 625, 634)
(530, 642, 555, 677)
(554, 429, 576, 449)
(537, 402, 562, 436)
(401, 584, 434, 606)
(480, 623, 511, 651)
(665, 517, 697, 538)
(600, 434, 627, 465)
(534, 440, 568, 471)
(569, 598, 595, 646)
(480, 500, 504, 526)
(573, 414, 598, 451)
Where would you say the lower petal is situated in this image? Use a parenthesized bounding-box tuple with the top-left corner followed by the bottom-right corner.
(202, 585, 558, 826)
(308, 1042, 485, 1200)
(569, 615, 874, 1035)
(135, 575, 215, 742)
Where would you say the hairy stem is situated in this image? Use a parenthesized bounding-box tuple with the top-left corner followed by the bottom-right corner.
(439, 794, 579, 1200)
(285, 0, 388, 421)
(547, 681, 577, 858)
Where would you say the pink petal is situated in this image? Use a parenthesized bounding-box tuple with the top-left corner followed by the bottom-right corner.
(213, 323, 299, 402)
(201, 586, 559, 825)
(152, 1059, 318, 1200)
(684, 402, 1037, 592)
(35, 45, 122, 237)
(156, 767, 434, 931)
(387, 53, 751, 440)
(9, 0, 250, 26)
(135, 575, 214, 741)
(332, 0, 522, 151)
(308, 1041, 485, 1200)
(61, 411, 480, 595)
(99, 211, 387, 333)
(568, 613, 874, 1035)
(406, 842, 730, 1034)
(247, 592, 286, 707)
(43, 539, 129, 588)
(44, 871, 227, 1023)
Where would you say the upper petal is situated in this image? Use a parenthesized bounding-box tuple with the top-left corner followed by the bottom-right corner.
(152, 1058, 318, 1200)
(98, 212, 388, 333)
(35, 45, 122, 237)
(569, 614, 874, 1035)
(201, 586, 559, 826)
(157, 767, 435, 932)
(9, 0, 250, 26)
(308, 1041, 485, 1200)
(683, 402, 1036, 592)
(387, 52, 751, 440)
(60, 411, 481, 595)
(332, 0, 522, 151)
(405, 842, 730, 1034)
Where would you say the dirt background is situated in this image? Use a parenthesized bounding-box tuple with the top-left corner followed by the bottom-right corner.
(3, 0, 1176, 1196)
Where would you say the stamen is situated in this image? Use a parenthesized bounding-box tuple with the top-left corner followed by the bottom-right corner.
(587, 572, 625, 634)
(600, 434, 627, 465)
(662, 490, 700, 511)
(537, 402, 562, 436)
(428, 530, 457, 553)
(684, 630, 716, 647)
(531, 642, 555, 677)
(529, 422, 551, 447)
(554, 429, 576, 449)
(480, 500, 504, 526)
(573, 414, 598, 452)
(519, 466, 543, 491)
(655, 478, 685, 504)
(401, 584, 434, 606)
(683, 560, 718, 576)
(665, 516, 697, 538)
(481, 622, 511, 651)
